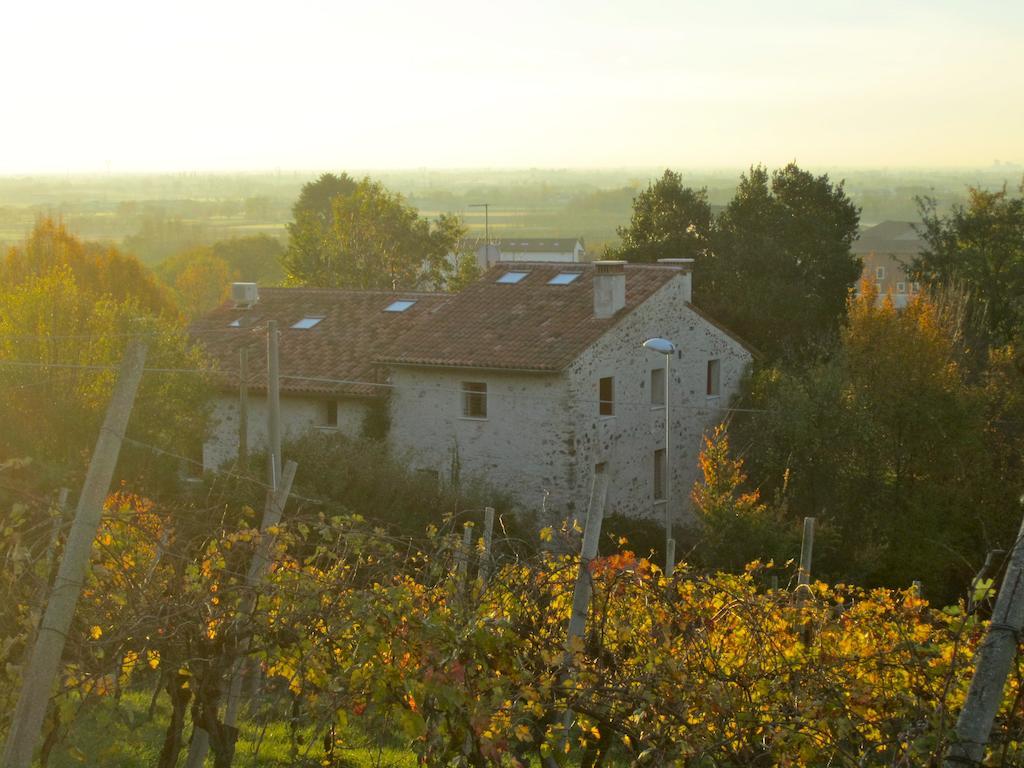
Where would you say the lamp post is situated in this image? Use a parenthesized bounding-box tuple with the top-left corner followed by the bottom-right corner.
(643, 337, 676, 576)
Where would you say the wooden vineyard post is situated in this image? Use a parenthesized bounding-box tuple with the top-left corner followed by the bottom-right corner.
(2, 340, 147, 768)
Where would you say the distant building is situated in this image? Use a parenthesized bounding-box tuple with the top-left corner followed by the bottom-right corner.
(473, 237, 586, 268)
(193, 260, 754, 526)
(853, 221, 926, 307)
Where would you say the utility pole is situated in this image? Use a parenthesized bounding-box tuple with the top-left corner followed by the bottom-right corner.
(266, 321, 281, 489)
(664, 350, 673, 576)
(3, 340, 148, 768)
(469, 203, 491, 264)
(238, 346, 249, 468)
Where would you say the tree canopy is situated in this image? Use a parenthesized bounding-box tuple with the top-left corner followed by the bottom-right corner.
(0, 220, 211, 488)
(612, 164, 862, 360)
(607, 170, 712, 263)
(912, 183, 1024, 346)
(282, 176, 465, 290)
(724, 284, 1022, 602)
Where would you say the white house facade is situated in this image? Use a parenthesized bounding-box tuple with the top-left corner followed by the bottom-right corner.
(193, 261, 753, 528)
(381, 260, 753, 525)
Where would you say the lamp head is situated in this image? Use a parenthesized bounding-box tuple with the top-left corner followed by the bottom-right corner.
(642, 337, 676, 355)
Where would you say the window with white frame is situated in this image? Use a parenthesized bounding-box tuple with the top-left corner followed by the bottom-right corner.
(462, 382, 487, 418)
(875, 266, 886, 280)
(897, 282, 907, 294)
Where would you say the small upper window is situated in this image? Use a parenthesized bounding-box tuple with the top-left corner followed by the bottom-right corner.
(599, 376, 614, 416)
(497, 271, 529, 284)
(875, 266, 886, 280)
(385, 300, 416, 312)
(707, 359, 721, 397)
(291, 316, 324, 329)
(650, 367, 665, 406)
(547, 272, 581, 285)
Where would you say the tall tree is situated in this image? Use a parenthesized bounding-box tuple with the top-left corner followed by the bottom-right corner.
(607, 170, 712, 262)
(701, 164, 861, 360)
(291, 172, 359, 225)
(728, 284, 1019, 602)
(912, 183, 1024, 346)
(283, 177, 465, 290)
(0, 221, 211, 487)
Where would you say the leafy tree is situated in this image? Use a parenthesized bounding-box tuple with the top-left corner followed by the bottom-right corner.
(0, 221, 212, 487)
(730, 284, 1018, 601)
(701, 163, 862, 360)
(210, 233, 284, 284)
(3, 217, 173, 316)
(283, 177, 465, 290)
(169, 251, 235, 318)
(912, 183, 1024, 345)
(690, 426, 794, 572)
(607, 170, 712, 262)
(291, 172, 358, 225)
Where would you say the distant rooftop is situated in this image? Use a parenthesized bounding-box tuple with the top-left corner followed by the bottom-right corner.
(853, 220, 926, 255)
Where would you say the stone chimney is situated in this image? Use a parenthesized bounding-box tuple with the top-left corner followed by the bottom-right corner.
(658, 258, 694, 302)
(593, 260, 627, 318)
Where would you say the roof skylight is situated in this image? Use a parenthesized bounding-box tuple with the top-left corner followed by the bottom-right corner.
(547, 272, 581, 285)
(497, 271, 529, 284)
(291, 316, 324, 329)
(228, 318, 242, 327)
(384, 300, 417, 312)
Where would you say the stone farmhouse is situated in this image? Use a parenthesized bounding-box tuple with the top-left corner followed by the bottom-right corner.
(192, 260, 753, 524)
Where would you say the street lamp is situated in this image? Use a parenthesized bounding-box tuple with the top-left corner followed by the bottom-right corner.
(643, 337, 676, 576)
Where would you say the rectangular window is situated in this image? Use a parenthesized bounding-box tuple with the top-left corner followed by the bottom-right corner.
(325, 399, 338, 428)
(875, 266, 886, 280)
(653, 449, 666, 501)
(897, 282, 907, 294)
(599, 376, 614, 416)
(650, 367, 665, 406)
(462, 382, 487, 419)
(912, 282, 921, 293)
(706, 359, 721, 397)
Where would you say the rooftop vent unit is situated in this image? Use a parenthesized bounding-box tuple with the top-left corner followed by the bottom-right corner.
(232, 282, 259, 309)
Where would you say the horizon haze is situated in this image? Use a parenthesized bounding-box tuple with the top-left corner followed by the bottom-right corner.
(2, 0, 1022, 174)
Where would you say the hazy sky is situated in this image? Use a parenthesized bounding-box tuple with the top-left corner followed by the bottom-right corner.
(2, 0, 1021, 173)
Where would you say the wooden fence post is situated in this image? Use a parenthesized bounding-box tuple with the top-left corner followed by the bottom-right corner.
(2, 340, 147, 768)
(944, 510, 1024, 767)
(798, 516, 815, 589)
(480, 506, 495, 586)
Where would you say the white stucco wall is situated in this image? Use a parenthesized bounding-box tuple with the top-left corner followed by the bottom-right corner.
(203, 393, 370, 470)
(386, 369, 577, 514)
(564, 277, 752, 529)
(387, 274, 752, 525)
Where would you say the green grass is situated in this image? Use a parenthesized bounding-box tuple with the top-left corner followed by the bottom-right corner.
(47, 690, 418, 768)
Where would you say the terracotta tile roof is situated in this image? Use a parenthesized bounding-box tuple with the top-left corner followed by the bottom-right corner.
(190, 287, 450, 396)
(378, 262, 681, 371)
